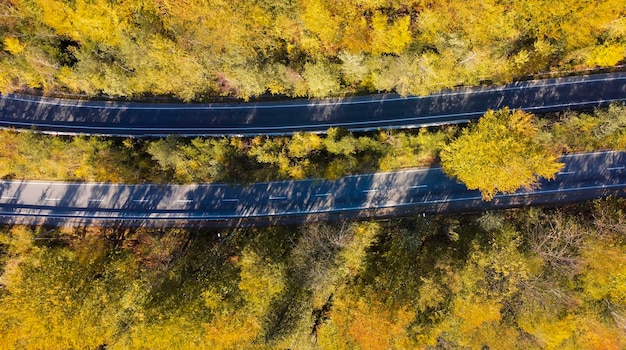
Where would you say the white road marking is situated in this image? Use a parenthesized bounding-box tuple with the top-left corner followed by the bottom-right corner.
(315, 193, 332, 197)
(88, 199, 104, 202)
(1, 182, 625, 222)
(3, 97, 625, 135)
(558, 171, 575, 175)
(1, 196, 16, 199)
(222, 198, 240, 202)
(176, 199, 194, 203)
(561, 150, 618, 157)
(6, 75, 625, 110)
(608, 166, 625, 171)
(269, 196, 287, 200)
(44, 198, 61, 201)
(132, 199, 149, 203)
(410, 185, 428, 189)
(362, 189, 379, 193)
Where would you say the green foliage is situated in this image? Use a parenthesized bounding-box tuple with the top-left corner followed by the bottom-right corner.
(238, 247, 286, 316)
(378, 128, 447, 171)
(0, 130, 155, 182)
(302, 61, 341, 98)
(441, 108, 564, 200)
(0, 127, 443, 184)
(551, 103, 626, 153)
(147, 137, 241, 183)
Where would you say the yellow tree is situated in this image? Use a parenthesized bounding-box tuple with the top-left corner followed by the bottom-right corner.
(440, 108, 563, 200)
(0, 227, 146, 350)
(317, 291, 414, 350)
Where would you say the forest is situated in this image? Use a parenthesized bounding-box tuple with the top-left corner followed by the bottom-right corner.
(1, 198, 625, 349)
(1, 0, 626, 348)
(1, 0, 625, 100)
(0, 106, 624, 348)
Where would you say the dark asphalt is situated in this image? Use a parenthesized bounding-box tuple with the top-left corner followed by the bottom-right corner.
(0, 151, 624, 227)
(1, 73, 625, 137)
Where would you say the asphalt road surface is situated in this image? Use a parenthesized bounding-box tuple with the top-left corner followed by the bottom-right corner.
(0, 151, 624, 227)
(1, 73, 625, 137)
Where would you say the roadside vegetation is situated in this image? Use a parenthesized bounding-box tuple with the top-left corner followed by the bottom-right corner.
(1, 105, 625, 190)
(1, 198, 625, 348)
(440, 108, 565, 199)
(1, 0, 625, 100)
(2, 2, 626, 349)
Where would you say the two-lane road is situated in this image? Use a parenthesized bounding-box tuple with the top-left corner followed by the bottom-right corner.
(0, 151, 624, 227)
(1, 74, 625, 226)
(1, 73, 625, 137)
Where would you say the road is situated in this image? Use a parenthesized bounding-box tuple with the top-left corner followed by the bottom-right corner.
(0, 73, 625, 137)
(0, 151, 624, 227)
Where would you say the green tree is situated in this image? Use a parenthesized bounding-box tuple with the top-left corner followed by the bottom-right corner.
(440, 108, 564, 200)
(302, 61, 341, 98)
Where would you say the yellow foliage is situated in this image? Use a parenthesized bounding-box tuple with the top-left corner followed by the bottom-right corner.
(378, 134, 421, 171)
(35, 0, 124, 46)
(606, 17, 626, 38)
(417, 277, 447, 311)
(301, 0, 339, 54)
(288, 132, 324, 158)
(201, 288, 224, 311)
(238, 248, 285, 316)
(517, 0, 623, 51)
(518, 313, 577, 349)
(458, 323, 524, 350)
(2, 37, 25, 55)
(5, 226, 35, 257)
(288, 161, 309, 179)
(586, 43, 626, 67)
(340, 16, 371, 53)
(378, 129, 446, 171)
(1, 0, 625, 99)
(339, 222, 380, 275)
(128, 317, 207, 350)
(0, 227, 37, 290)
(0, 245, 144, 350)
(452, 296, 501, 335)
(578, 317, 626, 350)
(581, 238, 626, 303)
(441, 108, 564, 200)
(302, 61, 340, 97)
(371, 13, 412, 55)
(616, 133, 626, 150)
(203, 311, 261, 349)
(315, 319, 352, 350)
(321, 291, 414, 350)
(141, 36, 205, 100)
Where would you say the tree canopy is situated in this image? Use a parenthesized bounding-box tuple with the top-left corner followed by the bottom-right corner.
(1, 0, 625, 100)
(440, 108, 564, 200)
(1, 199, 626, 348)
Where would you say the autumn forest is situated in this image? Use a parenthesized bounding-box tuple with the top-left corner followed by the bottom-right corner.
(2, 200, 626, 349)
(1, 0, 626, 100)
(1, 0, 626, 349)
